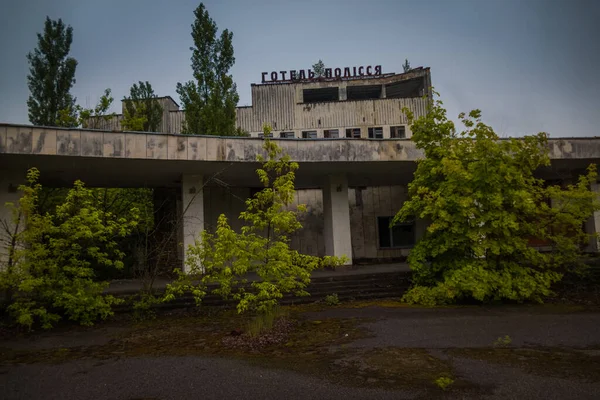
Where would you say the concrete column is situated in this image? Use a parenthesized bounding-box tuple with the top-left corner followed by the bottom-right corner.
(322, 174, 353, 265)
(0, 172, 25, 268)
(585, 182, 600, 252)
(181, 175, 204, 272)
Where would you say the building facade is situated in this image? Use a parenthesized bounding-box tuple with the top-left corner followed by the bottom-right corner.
(94, 67, 434, 263)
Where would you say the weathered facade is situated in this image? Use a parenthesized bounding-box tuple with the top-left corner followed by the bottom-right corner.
(2, 65, 599, 270)
(100, 67, 432, 139)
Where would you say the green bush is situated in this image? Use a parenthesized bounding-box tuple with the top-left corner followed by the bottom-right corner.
(396, 94, 600, 305)
(324, 293, 340, 306)
(434, 376, 454, 390)
(0, 168, 138, 329)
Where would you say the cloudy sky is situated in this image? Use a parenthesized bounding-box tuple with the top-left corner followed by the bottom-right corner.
(0, 0, 598, 137)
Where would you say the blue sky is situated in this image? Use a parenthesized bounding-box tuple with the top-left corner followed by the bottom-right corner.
(1, 0, 598, 137)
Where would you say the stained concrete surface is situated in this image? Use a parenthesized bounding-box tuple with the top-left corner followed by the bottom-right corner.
(306, 306, 600, 349)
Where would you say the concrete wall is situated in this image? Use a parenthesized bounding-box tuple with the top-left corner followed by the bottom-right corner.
(200, 185, 419, 261)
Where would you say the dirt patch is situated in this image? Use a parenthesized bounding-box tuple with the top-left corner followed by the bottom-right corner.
(0, 305, 482, 394)
(448, 347, 600, 382)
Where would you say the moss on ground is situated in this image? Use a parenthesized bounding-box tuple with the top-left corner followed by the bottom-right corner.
(448, 347, 600, 382)
(0, 304, 475, 393)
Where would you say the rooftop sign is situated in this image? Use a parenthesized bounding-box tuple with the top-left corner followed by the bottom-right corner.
(261, 65, 383, 83)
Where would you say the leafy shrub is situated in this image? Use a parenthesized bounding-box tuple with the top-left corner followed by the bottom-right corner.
(434, 376, 454, 390)
(0, 168, 138, 329)
(324, 293, 340, 306)
(397, 94, 600, 305)
(493, 335, 512, 347)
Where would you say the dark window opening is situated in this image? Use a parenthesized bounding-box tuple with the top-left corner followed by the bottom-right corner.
(346, 128, 361, 138)
(324, 129, 339, 138)
(302, 130, 318, 139)
(257, 132, 273, 138)
(390, 126, 406, 138)
(385, 78, 424, 99)
(368, 127, 383, 139)
(280, 131, 295, 138)
(347, 85, 383, 100)
(378, 216, 415, 248)
(303, 87, 339, 103)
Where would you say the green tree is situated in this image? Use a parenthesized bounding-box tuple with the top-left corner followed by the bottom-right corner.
(27, 17, 78, 127)
(57, 88, 115, 129)
(165, 126, 346, 312)
(403, 59, 411, 73)
(394, 94, 599, 306)
(176, 2, 239, 136)
(122, 81, 164, 132)
(312, 59, 325, 78)
(0, 168, 139, 329)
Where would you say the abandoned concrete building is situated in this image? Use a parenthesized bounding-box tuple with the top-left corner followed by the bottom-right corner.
(1, 66, 600, 271)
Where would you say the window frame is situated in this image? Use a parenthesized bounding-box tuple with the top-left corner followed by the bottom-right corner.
(302, 130, 318, 139)
(368, 127, 384, 139)
(324, 129, 339, 138)
(390, 126, 406, 139)
(280, 131, 295, 138)
(345, 128, 361, 138)
(377, 216, 416, 249)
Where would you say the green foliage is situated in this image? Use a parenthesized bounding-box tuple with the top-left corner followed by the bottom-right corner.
(57, 88, 116, 129)
(132, 293, 160, 322)
(246, 305, 287, 337)
(122, 81, 163, 132)
(27, 17, 78, 126)
(312, 59, 326, 78)
(402, 59, 411, 73)
(165, 125, 347, 312)
(177, 2, 239, 136)
(493, 335, 512, 347)
(0, 168, 139, 329)
(35, 186, 154, 280)
(324, 293, 340, 306)
(434, 376, 454, 390)
(396, 93, 600, 306)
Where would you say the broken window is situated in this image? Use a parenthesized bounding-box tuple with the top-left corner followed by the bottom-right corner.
(368, 127, 383, 139)
(324, 129, 339, 138)
(345, 128, 361, 138)
(303, 87, 339, 103)
(280, 131, 295, 138)
(346, 85, 382, 100)
(302, 130, 318, 139)
(257, 132, 273, 138)
(385, 78, 424, 98)
(390, 126, 406, 139)
(377, 216, 415, 248)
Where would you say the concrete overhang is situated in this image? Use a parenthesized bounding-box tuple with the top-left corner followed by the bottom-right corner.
(1, 123, 599, 188)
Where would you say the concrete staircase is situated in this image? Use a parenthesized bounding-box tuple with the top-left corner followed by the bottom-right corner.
(114, 269, 412, 311)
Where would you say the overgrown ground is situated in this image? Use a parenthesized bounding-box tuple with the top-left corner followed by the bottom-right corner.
(2, 297, 600, 399)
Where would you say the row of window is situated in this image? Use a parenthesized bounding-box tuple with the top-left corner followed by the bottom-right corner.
(257, 126, 406, 139)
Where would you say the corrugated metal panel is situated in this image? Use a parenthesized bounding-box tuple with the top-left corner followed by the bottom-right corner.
(94, 115, 124, 131)
(169, 111, 185, 134)
(106, 94, 427, 134)
(294, 97, 427, 129)
(251, 85, 295, 132)
(235, 107, 258, 132)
